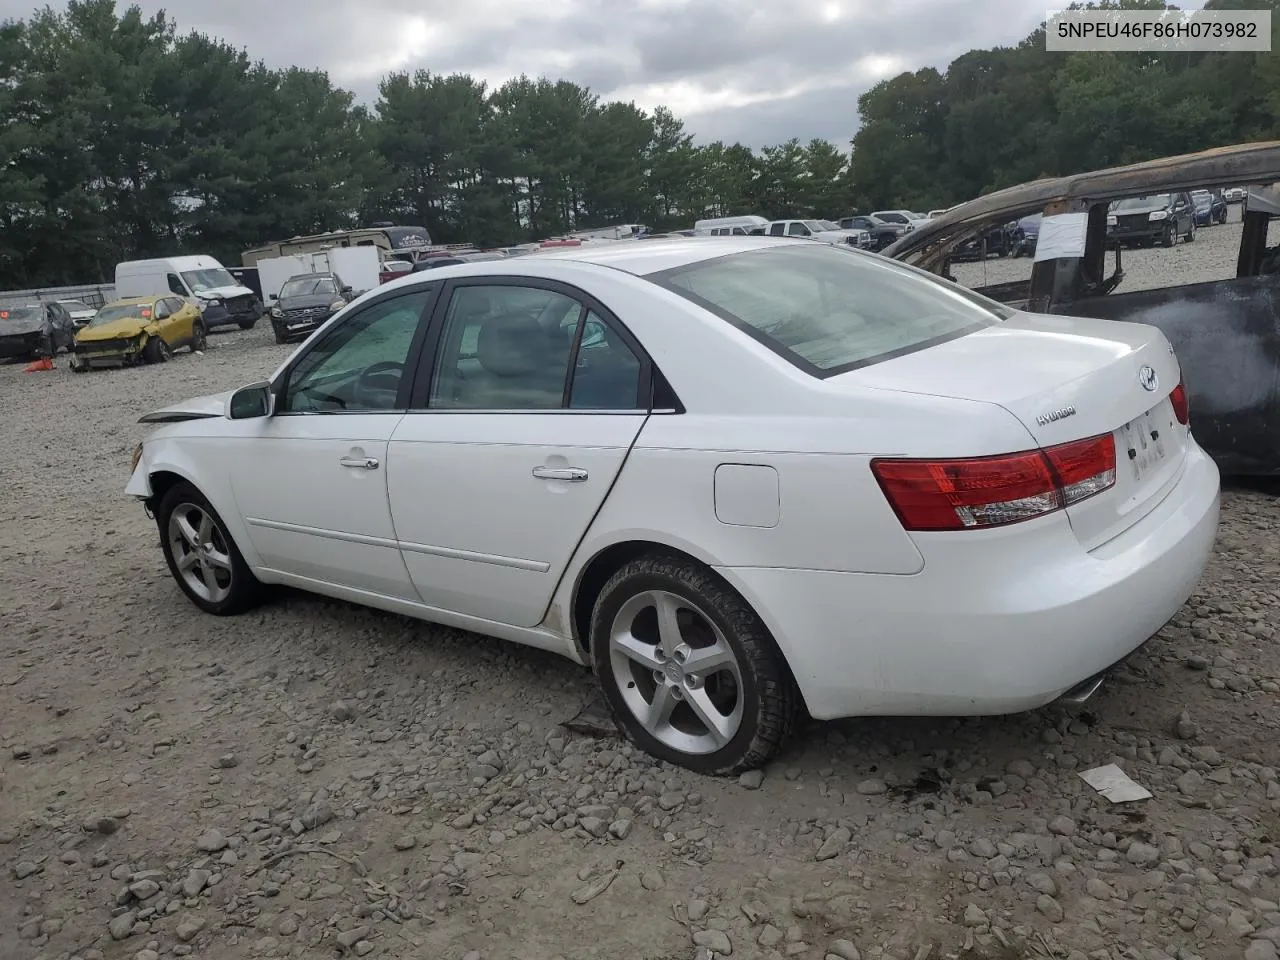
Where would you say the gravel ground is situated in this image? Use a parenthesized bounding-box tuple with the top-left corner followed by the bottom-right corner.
(3, 215, 1280, 960)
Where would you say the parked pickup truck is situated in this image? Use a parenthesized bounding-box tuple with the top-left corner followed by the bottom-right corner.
(752, 219, 872, 249)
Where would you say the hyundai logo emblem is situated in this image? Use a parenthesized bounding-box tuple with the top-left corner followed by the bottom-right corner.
(1138, 365, 1158, 392)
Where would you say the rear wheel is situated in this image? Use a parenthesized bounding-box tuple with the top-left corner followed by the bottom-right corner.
(157, 481, 263, 615)
(143, 336, 172, 364)
(191, 321, 207, 353)
(589, 553, 799, 775)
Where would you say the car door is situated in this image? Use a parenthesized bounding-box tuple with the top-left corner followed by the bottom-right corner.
(170, 297, 198, 342)
(223, 286, 437, 599)
(386, 278, 652, 627)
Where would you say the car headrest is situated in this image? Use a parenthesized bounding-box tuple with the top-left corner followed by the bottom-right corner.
(476, 313, 551, 378)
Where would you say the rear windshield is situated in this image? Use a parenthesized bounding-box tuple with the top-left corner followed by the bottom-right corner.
(90, 303, 153, 326)
(650, 243, 1011, 377)
(0, 306, 41, 323)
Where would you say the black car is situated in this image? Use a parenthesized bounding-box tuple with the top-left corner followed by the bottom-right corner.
(268, 273, 353, 344)
(1107, 192, 1196, 247)
(0, 302, 77, 360)
(837, 215, 908, 251)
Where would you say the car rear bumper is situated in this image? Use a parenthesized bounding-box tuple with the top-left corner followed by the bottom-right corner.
(720, 440, 1220, 721)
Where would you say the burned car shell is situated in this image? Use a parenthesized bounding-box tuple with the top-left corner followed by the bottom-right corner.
(883, 140, 1280, 477)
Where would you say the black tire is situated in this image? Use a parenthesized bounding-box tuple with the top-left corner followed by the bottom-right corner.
(588, 552, 799, 775)
(237, 316, 257, 330)
(191, 321, 207, 353)
(70, 355, 87, 373)
(156, 481, 263, 616)
(1185, 220, 1195, 242)
(1162, 223, 1175, 248)
(272, 322, 288, 345)
(143, 336, 172, 364)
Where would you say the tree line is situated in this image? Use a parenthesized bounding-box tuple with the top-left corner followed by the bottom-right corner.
(2, 0, 1278, 289)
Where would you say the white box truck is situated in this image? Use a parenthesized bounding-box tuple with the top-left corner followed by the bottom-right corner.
(114, 255, 261, 331)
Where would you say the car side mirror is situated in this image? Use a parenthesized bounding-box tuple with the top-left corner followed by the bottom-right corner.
(268, 293, 277, 301)
(228, 381, 275, 420)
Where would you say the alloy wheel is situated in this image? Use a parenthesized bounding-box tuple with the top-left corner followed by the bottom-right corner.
(607, 590, 744, 756)
(167, 503, 234, 603)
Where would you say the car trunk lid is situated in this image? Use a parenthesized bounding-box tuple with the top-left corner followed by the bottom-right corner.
(838, 310, 1189, 549)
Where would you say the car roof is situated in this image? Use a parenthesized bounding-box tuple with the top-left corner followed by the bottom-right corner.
(888, 139, 1280, 259)
(517, 235, 808, 276)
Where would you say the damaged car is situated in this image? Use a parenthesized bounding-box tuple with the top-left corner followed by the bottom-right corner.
(884, 139, 1280, 476)
(0, 302, 77, 360)
(71, 296, 207, 371)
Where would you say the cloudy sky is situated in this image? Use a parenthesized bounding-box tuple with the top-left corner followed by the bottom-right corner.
(3, 0, 1057, 147)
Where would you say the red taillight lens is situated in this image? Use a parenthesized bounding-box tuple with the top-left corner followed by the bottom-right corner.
(1170, 381, 1189, 425)
(871, 433, 1117, 532)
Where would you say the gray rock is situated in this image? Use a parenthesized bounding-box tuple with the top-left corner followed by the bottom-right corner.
(608, 819, 632, 840)
(658, 792, 685, 811)
(828, 939, 861, 960)
(688, 899, 710, 922)
(1177, 769, 1204, 794)
(1126, 842, 1160, 865)
(354, 942, 374, 957)
(1036, 894, 1064, 922)
(108, 910, 137, 940)
(758, 924, 783, 947)
(216, 753, 238, 768)
(336, 926, 371, 949)
(968, 838, 997, 859)
(330, 701, 355, 721)
(175, 916, 205, 943)
(640, 870, 665, 891)
(128, 879, 160, 900)
(579, 817, 608, 838)
(692, 928, 732, 955)
(1174, 709, 1199, 740)
(182, 869, 211, 898)
(95, 816, 120, 835)
(194, 828, 228, 852)
(1007, 759, 1035, 778)
(1047, 816, 1076, 837)
(393, 835, 417, 851)
(738, 769, 765, 790)
(963, 903, 987, 927)
(12, 860, 41, 879)
(301, 802, 333, 830)
(1027, 873, 1057, 896)
(816, 826, 852, 861)
(855, 779, 887, 796)
(1247, 941, 1280, 960)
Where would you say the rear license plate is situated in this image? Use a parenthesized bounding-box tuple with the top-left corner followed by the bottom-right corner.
(1118, 409, 1168, 483)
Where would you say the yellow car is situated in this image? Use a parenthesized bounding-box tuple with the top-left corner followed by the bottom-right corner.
(71, 295, 207, 371)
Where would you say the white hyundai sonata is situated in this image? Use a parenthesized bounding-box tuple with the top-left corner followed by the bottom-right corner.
(126, 237, 1220, 775)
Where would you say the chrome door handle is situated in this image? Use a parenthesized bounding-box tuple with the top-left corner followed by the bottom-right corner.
(532, 466, 588, 482)
(339, 456, 379, 470)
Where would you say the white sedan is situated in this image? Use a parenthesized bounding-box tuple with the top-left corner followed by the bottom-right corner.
(125, 237, 1221, 775)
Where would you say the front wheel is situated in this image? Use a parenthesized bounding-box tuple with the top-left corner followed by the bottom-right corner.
(191, 322, 207, 353)
(143, 336, 172, 364)
(589, 553, 799, 775)
(157, 482, 263, 615)
(237, 316, 257, 330)
(1185, 220, 1196, 242)
(1162, 223, 1176, 247)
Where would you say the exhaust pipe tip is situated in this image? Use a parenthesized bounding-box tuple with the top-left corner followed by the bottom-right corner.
(1055, 672, 1107, 706)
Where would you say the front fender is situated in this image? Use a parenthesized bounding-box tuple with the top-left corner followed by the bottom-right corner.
(125, 438, 266, 572)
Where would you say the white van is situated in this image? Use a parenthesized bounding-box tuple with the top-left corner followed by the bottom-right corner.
(692, 215, 769, 236)
(114, 256, 261, 331)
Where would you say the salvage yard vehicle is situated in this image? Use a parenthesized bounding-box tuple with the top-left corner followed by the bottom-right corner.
(267, 272, 353, 344)
(116, 255, 260, 330)
(71, 296, 206, 371)
(1191, 188, 1228, 227)
(1107, 192, 1196, 247)
(838, 215, 908, 251)
(756, 219, 872, 249)
(0, 302, 76, 360)
(57, 299, 98, 326)
(126, 237, 1220, 775)
(883, 140, 1280, 476)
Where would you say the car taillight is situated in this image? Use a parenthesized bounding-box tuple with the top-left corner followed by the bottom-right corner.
(871, 434, 1117, 532)
(1170, 380, 1189, 426)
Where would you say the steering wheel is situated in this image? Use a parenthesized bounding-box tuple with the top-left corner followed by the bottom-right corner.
(354, 360, 405, 409)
